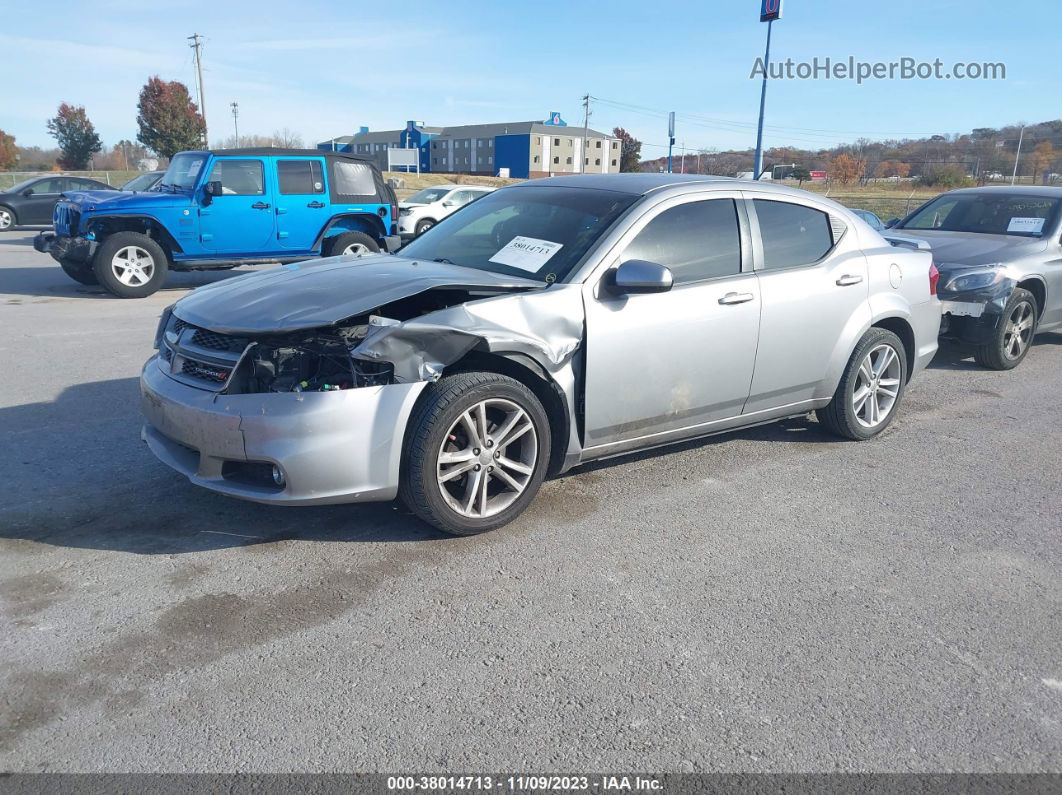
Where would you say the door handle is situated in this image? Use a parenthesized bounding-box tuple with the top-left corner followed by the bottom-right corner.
(252, 202, 271, 210)
(836, 274, 864, 286)
(718, 292, 754, 305)
(307, 201, 325, 208)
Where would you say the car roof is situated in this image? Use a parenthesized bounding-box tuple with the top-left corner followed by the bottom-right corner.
(506, 173, 841, 202)
(942, 185, 1062, 198)
(185, 147, 376, 165)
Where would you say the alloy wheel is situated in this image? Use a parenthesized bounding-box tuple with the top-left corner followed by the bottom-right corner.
(852, 343, 902, 429)
(0, 209, 12, 230)
(1001, 299, 1035, 361)
(110, 245, 155, 286)
(436, 398, 538, 519)
(341, 243, 370, 256)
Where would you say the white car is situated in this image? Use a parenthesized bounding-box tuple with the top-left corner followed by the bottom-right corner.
(398, 184, 495, 238)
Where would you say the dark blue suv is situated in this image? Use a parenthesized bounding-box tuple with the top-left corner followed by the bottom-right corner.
(35, 149, 400, 298)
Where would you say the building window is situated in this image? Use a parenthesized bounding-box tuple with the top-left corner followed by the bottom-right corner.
(488, 139, 493, 148)
(584, 158, 589, 165)
(553, 156, 559, 164)
(554, 138, 560, 146)
(612, 141, 618, 149)
(488, 156, 493, 165)
(596, 141, 602, 148)
(595, 158, 601, 165)
(566, 157, 572, 164)
(533, 155, 539, 163)
(567, 139, 572, 147)
(611, 159, 617, 166)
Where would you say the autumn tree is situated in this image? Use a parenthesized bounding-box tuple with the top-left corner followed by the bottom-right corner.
(0, 130, 16, 170)
(1031, 141, 1056, 183)
(612, 127, 642, 172)
(136, 76, 205, 158)
(829, 153, 866, 185)
(46, 103, 103, 169)
(875, 160, 911, 179)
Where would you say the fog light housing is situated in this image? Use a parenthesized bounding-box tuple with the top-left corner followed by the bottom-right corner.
(271, 465, 285, 487)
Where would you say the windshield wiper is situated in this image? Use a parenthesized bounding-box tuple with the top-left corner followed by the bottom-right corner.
(433, 258, 455, 265)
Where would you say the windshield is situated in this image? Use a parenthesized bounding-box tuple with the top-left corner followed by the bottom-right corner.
(901, 193, 1061, 237)
(122, 173, 160, 191)
(398, 186, 638, 283)
(405, 187, 451, 204)
(160, 153, 207, 190)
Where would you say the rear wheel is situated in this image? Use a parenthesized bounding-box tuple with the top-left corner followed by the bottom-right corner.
(59, 257, 98, 285)
(414, 218, 435, 236)
(92, 232, 169, 298)
(0, 206, 15, 230)
(400, 371, 551, 536)
(326, 231, 379, 257)
(974, 288, 1037, 370)
(817, 327, 908, 441)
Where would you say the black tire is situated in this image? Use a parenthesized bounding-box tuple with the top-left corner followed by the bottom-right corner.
(59, 257, 98, 285)
(414, 218, 435, 236)
(817, 327, 909, 441)
(974, 288, 1038, 371)
(0, 205, 15, 231)
(92, 232, 169, 298)
(399, 371, 551, 536)
(326, 231, 379, 257)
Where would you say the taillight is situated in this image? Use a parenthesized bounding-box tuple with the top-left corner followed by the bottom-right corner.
(929, 262, 940, 296)
(391, 201, 398, 235)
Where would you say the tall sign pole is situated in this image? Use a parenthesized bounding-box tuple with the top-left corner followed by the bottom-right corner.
(667, 112, 676, 174)
(753, 0, 782, 180)
(1011, 125, 1025, 185)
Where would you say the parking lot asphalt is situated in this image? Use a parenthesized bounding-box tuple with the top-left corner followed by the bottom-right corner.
(0, 228, 1059, 773)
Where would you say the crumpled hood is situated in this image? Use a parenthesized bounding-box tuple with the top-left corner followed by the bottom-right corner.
(173, 254, 543, 335)
(886, 230, 1047, 270)
(63, 189, 192, 211)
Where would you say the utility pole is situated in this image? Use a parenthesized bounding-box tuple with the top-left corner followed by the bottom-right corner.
(580, 94, 591, 174)
(188, 33, 208, 145)
(754, 1, 782, 179)
(680, 141, 686, 174)
(230, 101, 239, 148)
(1011, 125, 1025, 185)
(667, 112, 675, 174)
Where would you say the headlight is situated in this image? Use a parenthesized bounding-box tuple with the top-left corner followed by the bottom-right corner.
(154, 305, 174, 350)
(944, 270, 1002, 292)
(399, 208, 411, 216)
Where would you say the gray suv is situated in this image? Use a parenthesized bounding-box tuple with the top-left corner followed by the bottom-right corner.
(886, 186, 1062, 369)
(141, 175, 941, 535)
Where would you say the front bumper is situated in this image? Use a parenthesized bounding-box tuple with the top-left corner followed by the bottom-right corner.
(140, 356, 427, 505)
(34, 231, 97, 263)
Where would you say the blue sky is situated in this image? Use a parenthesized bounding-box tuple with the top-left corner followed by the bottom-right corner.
(1, 0, 1052, 156)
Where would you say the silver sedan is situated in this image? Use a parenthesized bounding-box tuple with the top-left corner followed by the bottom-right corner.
(886, 186, 1062, 369)
(141, 175, 940, 534)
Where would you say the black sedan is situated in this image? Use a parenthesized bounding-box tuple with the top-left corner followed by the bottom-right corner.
(0, 175, 112, 230)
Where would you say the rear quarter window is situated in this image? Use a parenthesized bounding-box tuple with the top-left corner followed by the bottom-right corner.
(331, 161, 377, 201)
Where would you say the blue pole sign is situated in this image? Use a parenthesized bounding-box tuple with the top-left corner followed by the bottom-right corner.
(760, 0, 782, 22)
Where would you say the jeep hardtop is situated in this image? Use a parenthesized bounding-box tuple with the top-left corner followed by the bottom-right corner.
(35, 148, 400, 298)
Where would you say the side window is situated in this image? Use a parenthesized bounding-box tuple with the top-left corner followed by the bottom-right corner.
(449, 190, 473, 206)
(332, 161, 375, 199)
(753, 199, 834, 270)
(30, 179, 61, 194)
(621, 199, 742, 284)
(277, 159, 325, 195)
(207, 159, 264, 195)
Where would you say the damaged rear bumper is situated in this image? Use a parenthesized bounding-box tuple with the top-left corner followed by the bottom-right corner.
(140, 356, 427, 505)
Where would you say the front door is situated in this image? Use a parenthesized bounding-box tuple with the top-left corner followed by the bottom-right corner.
(582, 195, 761, 450)
(274, 156, 329, 251)
(198, 158, 276, 254)
(22, 178, 64, 224)
(743, 194, 870, 413)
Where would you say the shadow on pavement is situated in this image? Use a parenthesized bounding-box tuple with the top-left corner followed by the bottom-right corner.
(0, 265, 274, 299)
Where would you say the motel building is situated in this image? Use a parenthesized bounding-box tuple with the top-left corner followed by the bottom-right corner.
(318, 112, 622, 178)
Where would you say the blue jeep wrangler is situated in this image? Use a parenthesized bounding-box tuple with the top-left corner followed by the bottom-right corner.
(35, 148, 400, 298)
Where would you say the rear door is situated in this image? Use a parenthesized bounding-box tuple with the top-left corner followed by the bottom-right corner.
(743, 194, 869, 413)
(198, 157, 276, 254)
(274, 156, 329, 251)
(582, 193, 761, 450)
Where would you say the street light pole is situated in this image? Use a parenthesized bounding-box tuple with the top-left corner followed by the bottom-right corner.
(753, 18, 774, 180)
(1011, 125, 1025, 185)
(188, 33, 208, 145)
(230, 102, 239, 148)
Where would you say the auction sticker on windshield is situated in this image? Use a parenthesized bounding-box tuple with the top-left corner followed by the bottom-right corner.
(1007, 217, 1045, 234)
(489, 236, 563, 272)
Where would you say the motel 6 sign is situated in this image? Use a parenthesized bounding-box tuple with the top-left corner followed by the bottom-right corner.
(760, 0, 782, 21)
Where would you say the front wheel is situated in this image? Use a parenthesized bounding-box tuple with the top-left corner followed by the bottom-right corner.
(326, 231, 379, 257)
(0, 206, 15, 230)
(400, 372, 551, 535)
(414, 218, 435, 236)
(974, 288, 1038, 370)
(92, 232, 169, 298)
(59, 257, 98, 285)
(817, 327, 908, 441)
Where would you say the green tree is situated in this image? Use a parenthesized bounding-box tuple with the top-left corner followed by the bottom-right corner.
(791, 166, 811, 185)
(136, 76, 205, 158)
(0, 130, 17, 170)
(612, 127, 642, 172)
(46, 103, 103, 169)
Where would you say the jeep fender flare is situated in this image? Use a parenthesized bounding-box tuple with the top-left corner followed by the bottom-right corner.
(83, 214, 183, 257)
(314, 213, 387, 250)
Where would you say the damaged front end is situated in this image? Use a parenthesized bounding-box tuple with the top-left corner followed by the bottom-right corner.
(936, 264, 1018, 344)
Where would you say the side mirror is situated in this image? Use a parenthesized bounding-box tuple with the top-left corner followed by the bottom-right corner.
(609, 260, 674, 294)
(442, 200, 455, 207)
(202, 180, 222, 205)
(885, 218, 900, 229)
(22, 188, 34, 197)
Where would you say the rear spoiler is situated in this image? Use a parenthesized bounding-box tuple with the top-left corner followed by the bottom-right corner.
(882, 234, 932, 252)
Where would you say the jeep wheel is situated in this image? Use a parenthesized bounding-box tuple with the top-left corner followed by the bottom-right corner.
(974, 288, 1038, 370)
(59, 257, 99, 286)
(327, 231, 379, 257)
(0, 206, 15, 230)
(414, 218, 435, 236)
(92, 232, 169, 298)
